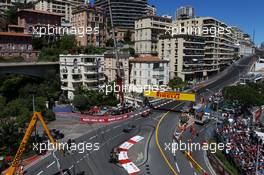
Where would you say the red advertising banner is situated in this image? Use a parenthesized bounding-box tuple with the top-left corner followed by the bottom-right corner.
(80, 113, 130, 124)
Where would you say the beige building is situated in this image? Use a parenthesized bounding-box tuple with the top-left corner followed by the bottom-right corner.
(35, 0, 82, 24)
(104, 53, 130, 85)
(72, 4, 107, 47)
(165, 17, 236, 77)
(158, 35, 211, 82)
(135, 16, 172, 55)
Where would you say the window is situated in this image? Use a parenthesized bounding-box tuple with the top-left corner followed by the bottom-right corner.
(147, 79, 151, 85)
(73, 59, 78, 68)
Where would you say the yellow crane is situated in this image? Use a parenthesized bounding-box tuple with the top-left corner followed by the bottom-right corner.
(5, 112, 60, 175)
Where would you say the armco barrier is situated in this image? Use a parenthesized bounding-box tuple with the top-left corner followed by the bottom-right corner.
(80, 113, 131, 124)
(207, 151, 234, 175)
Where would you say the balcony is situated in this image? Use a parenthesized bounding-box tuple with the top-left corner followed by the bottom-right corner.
(153, 75, 165, 79)
(71, 69, 81, 74)
(153, 67, 164, 71)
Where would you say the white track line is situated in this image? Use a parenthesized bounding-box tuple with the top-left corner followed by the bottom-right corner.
(46, 161, 55, 168)
(175, 162, 180, 173)
(36, 170, 43, 175)
(189, 161, 194, 168)
(89, 135, 96, 140)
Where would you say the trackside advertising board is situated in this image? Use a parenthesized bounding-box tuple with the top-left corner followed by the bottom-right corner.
(144, 91, 196, 102)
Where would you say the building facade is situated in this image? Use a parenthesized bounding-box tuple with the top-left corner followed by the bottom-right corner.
(17, 9, 62, 34)
(94, 0, 148, 30)
(135, 16, 172, 55)
(72, 4, 107, 47)
(0, 32, 39, 61)
(104, 53, 130, 84)
(129, 55, 169, 86)
(146, 4, 156, 16)
(60, 54, 105, 100)
(232, 27, 255, 57)
(170, 17, 236, 73)
(158, 35, 210, 82)
(176, 6, 195, 20)
(35, 0, 81, 24)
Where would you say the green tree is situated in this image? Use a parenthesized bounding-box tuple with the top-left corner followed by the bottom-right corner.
(72, 95, 89, 112)
(32, 38, 48, 50)
(124, 30, 132, 43)
(0, 96, 6, 118)
(168, 77, 186, 90)
(56, 35, 77, 51)
(223, 84, 264, 108)
(106, 38, 114, 47)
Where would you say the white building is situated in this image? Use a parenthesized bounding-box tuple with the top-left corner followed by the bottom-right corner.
(129, 55, 169, 86)
(135, 16, 172, 55)
(60, 54, 105, 100)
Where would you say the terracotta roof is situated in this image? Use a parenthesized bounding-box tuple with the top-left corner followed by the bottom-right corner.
(130, 55, 169, 63)
(18, 9, 63, 16)
(0, 32, 31, 37)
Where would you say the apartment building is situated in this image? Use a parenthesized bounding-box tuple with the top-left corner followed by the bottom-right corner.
(35, 0, 82, 24)
(16, 9, 62, 34)
(232, 27, 255, 57)
(158, 35, 212, 82)
(146, 4, 156, 16)
(176, 6, 195, 20)
(72, 4, 107, 47)
(104, 53, 130, 85)
(95, 0, 147, 30)
(135, 16, 172, 55)
(129, 55, 169, 86)
(60, 54, 105, 100)
(169, 17, 236, 72)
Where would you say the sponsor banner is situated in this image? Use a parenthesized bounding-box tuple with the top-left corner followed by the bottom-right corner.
(80, 113, 130, 123)
(144, 91, 196, 102)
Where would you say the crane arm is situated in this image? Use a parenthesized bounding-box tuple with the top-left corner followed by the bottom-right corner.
(6, 113, 38, 175)
(6, 112, 61, 175)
